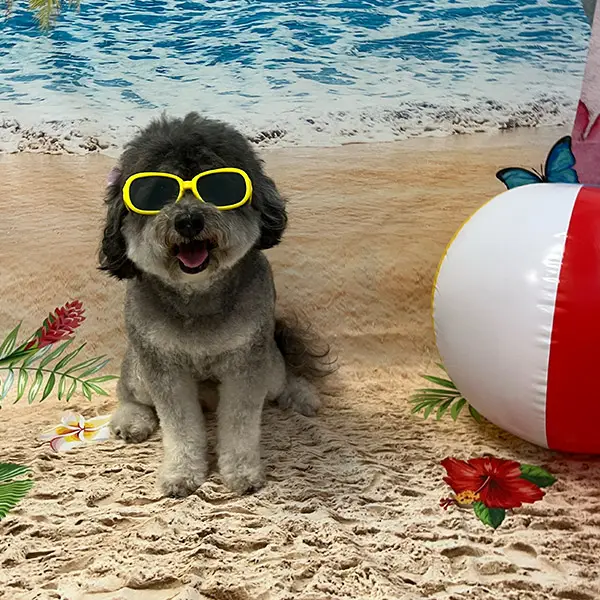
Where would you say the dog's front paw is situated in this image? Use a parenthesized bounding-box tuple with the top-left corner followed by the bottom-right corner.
(158, 464, 206, 498)
(219, 458, 265, 495)
(110, 402, 158, 443)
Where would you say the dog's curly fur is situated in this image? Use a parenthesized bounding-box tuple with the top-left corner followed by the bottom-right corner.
(99, 112, 333, 497)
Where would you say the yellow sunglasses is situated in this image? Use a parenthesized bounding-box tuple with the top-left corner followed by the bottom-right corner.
(122, 167, 253, 215)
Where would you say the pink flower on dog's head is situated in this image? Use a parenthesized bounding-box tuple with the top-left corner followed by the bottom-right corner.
(106, 166, 122, 186)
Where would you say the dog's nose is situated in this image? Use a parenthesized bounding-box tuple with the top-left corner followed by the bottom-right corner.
(174, 212, 204, 239)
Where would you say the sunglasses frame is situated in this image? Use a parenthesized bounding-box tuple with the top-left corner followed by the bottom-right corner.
(122, 167, 253, 215)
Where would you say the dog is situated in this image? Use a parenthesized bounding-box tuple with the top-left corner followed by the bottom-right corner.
(99, 112, 332, 498)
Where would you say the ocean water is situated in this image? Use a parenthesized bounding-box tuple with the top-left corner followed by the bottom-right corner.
(0, 0, 591, 154)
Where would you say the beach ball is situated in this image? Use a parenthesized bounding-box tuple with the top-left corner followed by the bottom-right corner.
(433, 183, 600, 454)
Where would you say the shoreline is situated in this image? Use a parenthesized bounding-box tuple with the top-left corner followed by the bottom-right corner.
(0, 96, 578, 157)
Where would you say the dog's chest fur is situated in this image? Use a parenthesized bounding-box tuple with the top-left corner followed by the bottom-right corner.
(124, 251, 276, 376)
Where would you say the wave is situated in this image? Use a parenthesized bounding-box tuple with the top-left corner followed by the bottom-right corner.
(0, 93, 577, 157)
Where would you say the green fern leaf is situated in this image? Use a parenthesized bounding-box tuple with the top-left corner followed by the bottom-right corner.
(39, 339, 73, 368)
(23, 345, 52, 368)
(468, 404, 484, 423)
(53, 343, 86, 371)
(0, 463, 33, 520)
(0, 464, 31, 482)
(0, 369, 15, 403)
(66, 377, 78, 401)
(421, 375, 457, 389)
(450, 397, 467, 421)
(28, 370, 44, 404)
(0, 323, 21, 359)
(41, 372, 56, 401)
(15, 369, 29, 402)
(436, 398, 455, 420)
(66, 355, 105, 375)
(86, 375, 119, 384)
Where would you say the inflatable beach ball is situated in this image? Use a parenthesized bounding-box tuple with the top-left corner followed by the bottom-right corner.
(433, 183, 600, 454)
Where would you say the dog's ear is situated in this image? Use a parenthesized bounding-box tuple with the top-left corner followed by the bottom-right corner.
(254, 175, 288, 250)
(98, 169, 139, 280)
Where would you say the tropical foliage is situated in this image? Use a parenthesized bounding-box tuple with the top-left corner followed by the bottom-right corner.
(0, 301, 117, 406)
(0, 463, 34, 520)
(3, 0, 80, 31)
(410, 363, 482, 422)
(0, 301, 117, 520)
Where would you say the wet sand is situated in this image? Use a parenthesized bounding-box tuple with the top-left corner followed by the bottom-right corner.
(1, 128, 599, 600)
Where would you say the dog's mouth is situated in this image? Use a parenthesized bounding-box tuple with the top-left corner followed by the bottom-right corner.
(173, 240, 211, 274)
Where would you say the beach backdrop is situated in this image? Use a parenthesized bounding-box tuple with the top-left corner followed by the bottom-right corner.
(0, 0, 592, 155)
(2, 3, 600, 600)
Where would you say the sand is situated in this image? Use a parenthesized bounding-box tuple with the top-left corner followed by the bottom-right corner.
(1, 128, 599, 600)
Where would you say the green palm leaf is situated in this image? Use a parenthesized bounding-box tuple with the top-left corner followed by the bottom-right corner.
(0, 463, 34, 520)
(410, 365, 483, 423)
(0, 324, 21, 359)
(5, 0, 82, 31)
(0, 341, 117, 405)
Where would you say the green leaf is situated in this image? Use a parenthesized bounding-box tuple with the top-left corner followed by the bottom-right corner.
(41, 372, 56, 402)
(23, 345, 52, 368)
(54, 343, 86, 372)
(86, 374, 119, 384)
(0, 369, 15, 403)
(81, 382, 93, 401)
(423, 401, 440, 420)
(80, 359, 112, 378)
(39, 339, 73, 368)
(15, 369, 29, 403)
(473, 501, 505, 529)
(0, 480, 35, 520)
(468, 404, 484, 423)
(83, 382, 109, 396)
(58, 374, 68, 401)
(410, 401, 432, 414)
(66, 377, 78, 401)
(450, 397, 467, 421)
(0, 463, 31, 482)
(435, 363, 448, 373)
(520, 464, 557, 488)
(421, 375, 457, 389)
(413, 388, 461, 397)
(436, 398, 456, 420)
(0, 463, 33, 520)
(66, 355, 106, 376)
(27, 370, 44, 404)
(0, 323, 21, 358)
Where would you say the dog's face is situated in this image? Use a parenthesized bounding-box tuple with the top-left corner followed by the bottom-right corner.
(99, 113, 287, 285)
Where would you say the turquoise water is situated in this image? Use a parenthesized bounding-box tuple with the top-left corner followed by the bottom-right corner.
(0, 0, 590, 153)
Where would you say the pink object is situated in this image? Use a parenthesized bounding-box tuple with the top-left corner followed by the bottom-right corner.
(572, 4, 600, 184)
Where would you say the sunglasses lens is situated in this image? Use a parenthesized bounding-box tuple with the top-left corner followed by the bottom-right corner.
(128, 176, 180, 212)
(196, 171, 248, 207)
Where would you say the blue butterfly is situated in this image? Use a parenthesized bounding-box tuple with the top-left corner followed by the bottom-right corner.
(496, 135, 579, 190)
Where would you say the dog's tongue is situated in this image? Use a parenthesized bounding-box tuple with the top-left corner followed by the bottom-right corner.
(176, 242, 208, 268)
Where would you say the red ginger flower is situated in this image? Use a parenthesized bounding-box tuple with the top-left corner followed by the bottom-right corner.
(441, 456, 545, 510)
(25, 301, 85, 350)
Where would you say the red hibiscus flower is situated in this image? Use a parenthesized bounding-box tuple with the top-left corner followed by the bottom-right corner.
(441, 456, 545, 510)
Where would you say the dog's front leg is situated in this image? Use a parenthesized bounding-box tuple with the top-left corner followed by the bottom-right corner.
(217, 373, 267, 495)
(145, 365, 207, 498)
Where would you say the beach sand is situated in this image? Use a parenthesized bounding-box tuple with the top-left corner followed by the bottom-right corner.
(1, 128, 599, 600)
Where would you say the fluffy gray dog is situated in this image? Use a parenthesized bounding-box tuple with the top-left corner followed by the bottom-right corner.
(99, 112, 331, 498)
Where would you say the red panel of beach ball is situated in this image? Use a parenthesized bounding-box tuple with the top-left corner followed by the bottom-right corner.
(432, 183, 600, 454)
